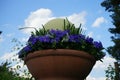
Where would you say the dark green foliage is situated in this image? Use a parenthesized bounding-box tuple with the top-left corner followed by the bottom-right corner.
(101, 0, 120, 60)
(0, 31, 2, 35)
(0, 61, 29, 80)
(64, 18, 83, 35)
(101, 0, 120, 79)
(105, 64, 115, 80)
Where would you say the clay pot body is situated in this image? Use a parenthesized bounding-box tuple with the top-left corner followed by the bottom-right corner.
(24, 49, 96, 80)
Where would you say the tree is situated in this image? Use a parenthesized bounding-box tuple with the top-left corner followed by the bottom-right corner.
(101, 0, 120, 60)
(0, 61, 28, 80)
(105, 64, 115, 80)
(0, 31, 2, 35)
(0, 38, 34, 80)
(101, 0, 120, 79)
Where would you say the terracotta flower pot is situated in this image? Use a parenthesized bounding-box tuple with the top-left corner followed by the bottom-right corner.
(24, 49, 96, 80)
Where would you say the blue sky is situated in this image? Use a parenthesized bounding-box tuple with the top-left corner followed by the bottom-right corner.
(0, 0, 116, 80)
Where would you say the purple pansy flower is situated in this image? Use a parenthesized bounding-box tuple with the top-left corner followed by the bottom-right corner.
(28, 35, 38, 45)
(49, 29, 68, 38)
(18, 45, 31, 58)
(85, 37, 93, 44)
(79, 34, 85, 40)
(93, 41, 103, 49)
(38, 35, 50, 43)
(23, 45, 31, 52)
(69, 35, 80, 42)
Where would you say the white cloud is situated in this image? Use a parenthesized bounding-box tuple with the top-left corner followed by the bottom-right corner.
(0, 51, 18, 61)
(0, 51, 30, 78)
(86, 76, 106, 80)
(87, 31, 93, 37)
(21, 8, 87, 34)
(22, 8, 55, 34)
(93, 56, 116, 69)
(6, 33, 15, 37)
(67, 11, 87, 27)
(20, 37, 29, 42)
(92, 17, 107, 27)
(85, 56, 116, 80)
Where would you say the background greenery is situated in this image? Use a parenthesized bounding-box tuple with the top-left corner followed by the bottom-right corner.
(101, 0, 120, 80)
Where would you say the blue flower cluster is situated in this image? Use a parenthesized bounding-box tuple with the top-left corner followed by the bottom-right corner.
(28, 30, 68, 43)
(18, 29, 105, 60)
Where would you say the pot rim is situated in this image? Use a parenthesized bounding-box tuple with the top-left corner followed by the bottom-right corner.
(24, 49, 96, 62)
